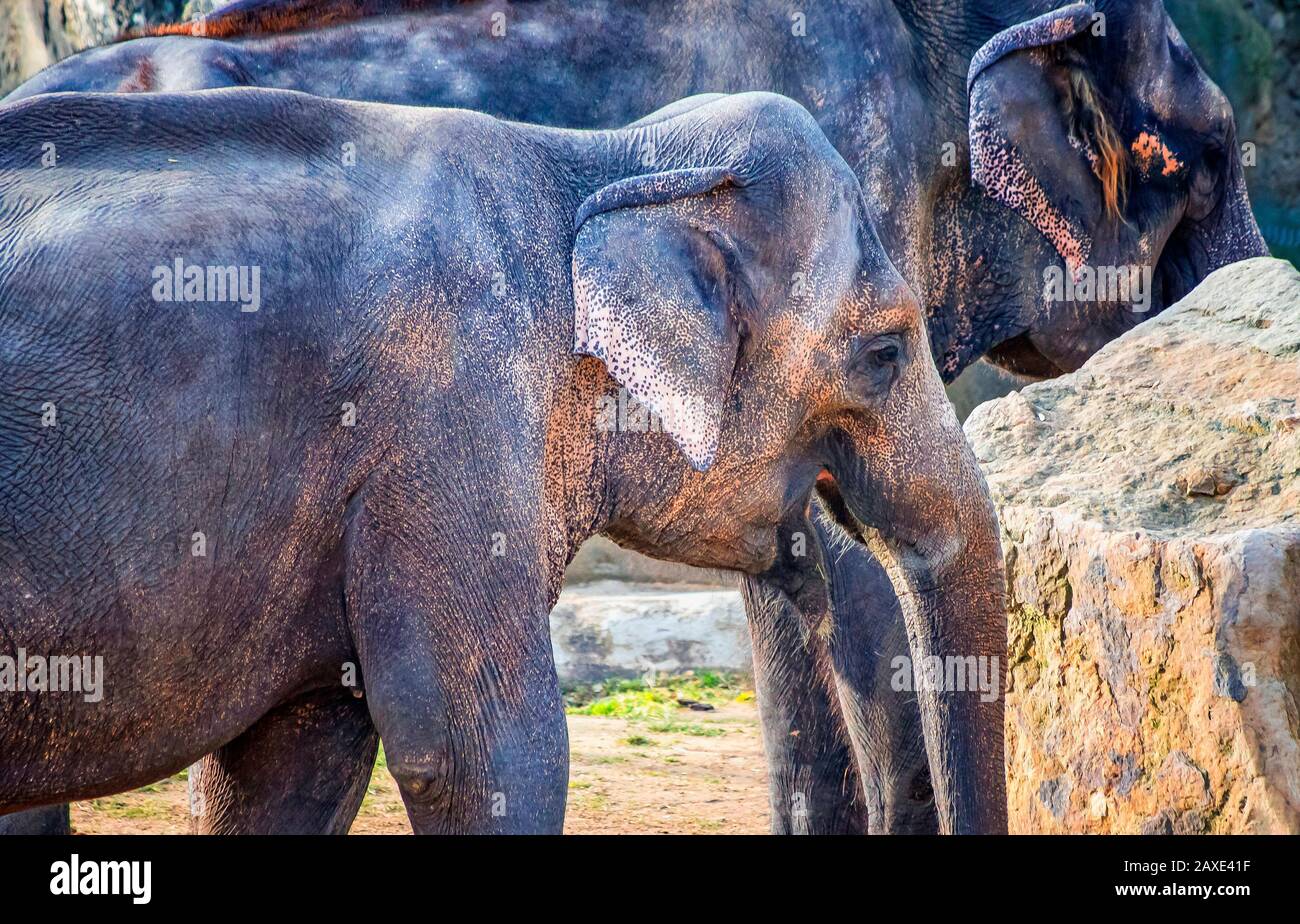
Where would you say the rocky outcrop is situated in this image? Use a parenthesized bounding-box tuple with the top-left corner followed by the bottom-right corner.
(966, 257, 1300, 833)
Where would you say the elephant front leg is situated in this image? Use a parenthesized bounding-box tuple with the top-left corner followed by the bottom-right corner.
(190, 687, 379, 834)
(355, 605, 568, 834)
(742, 574, 869, 834)
(345, 496, 568, 834)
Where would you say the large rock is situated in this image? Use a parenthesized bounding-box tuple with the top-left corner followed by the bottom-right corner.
(966, 257, 1300, 834)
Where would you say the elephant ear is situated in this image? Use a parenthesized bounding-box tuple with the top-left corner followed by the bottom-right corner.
(967, 2, 1116, 273)
(573, 167, 744, 471)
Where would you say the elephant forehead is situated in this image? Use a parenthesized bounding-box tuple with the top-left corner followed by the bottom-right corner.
(837, 284, 922, 334)
(768, 309, 835, 356)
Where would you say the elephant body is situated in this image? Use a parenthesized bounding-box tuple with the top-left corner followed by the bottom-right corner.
(6, 0, 1267, 353)
(0, 89, 1007, 833)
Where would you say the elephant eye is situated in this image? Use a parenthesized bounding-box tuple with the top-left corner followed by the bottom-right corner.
(1186, 144, 1224, 220)
(850, 334, 904, 394)
(869, 342, 899, 366)
(1200, 143, 1224, 178)
(855, 335, 902, 367)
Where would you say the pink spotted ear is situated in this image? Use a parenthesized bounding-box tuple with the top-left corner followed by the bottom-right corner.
(572, 168, 744, 471)
(967, 3, 1099, 273)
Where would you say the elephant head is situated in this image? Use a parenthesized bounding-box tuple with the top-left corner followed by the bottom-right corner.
(571, 94, 1007, 833)
(962, 0, 1268, 376)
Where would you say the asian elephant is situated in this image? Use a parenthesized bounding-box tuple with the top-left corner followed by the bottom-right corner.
(1, 0, 1268, 835)
(0, 89, 1007, 834)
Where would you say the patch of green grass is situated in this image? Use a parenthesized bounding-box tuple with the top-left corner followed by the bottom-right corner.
(621, 734, 655, 747)
(570, 790, 610, 812)
(585, 755, 628, 765)
(573, 687, 678, 721)
(86, 797, 173, 821)
(646, 721, 725, 737)
(563, 670, 751, 720)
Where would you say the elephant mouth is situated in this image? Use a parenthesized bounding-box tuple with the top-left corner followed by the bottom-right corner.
(813, 469, 867, 543)
(983, 333, 1067, 380)
(813, 463, 919, 556)
(1150, 220, 1206, 314)
(986, 222, 1204, 380)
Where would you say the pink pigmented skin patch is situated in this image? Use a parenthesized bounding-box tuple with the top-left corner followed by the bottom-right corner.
(1131, 131, 1182, 177)
(1050, 17, 1076, 40)
(117, 56, 157, 93)
(970, 120, 1091, 275)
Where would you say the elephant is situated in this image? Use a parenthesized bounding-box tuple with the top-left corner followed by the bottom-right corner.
(0, 0, 1268, 835)
(0, 88, 1007, 834)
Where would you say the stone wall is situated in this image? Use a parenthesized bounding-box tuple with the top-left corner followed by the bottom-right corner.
(556, 541, 746, 682)
(551, 580, 749, 683)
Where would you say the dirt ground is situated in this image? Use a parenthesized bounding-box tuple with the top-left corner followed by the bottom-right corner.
(67, 701, 769, 835)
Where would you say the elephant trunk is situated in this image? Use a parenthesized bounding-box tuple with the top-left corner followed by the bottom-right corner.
(1160, 162, 1270, 308)
(825, 367, 1007, 834)
(1207, 168, 1271, 266)
(865, 526, 1006, 834)
(741, 571, 872, 835)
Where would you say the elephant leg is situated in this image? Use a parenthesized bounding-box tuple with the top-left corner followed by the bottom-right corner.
(742, 574, 869, 834)
(353, 603, 568, 834)
(0, 804, 71, 835)
(344, 491, 568, 834)
(190, 687, 378, 835)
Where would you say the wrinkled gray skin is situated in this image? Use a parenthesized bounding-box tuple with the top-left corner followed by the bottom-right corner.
(744, 500, 933, 834)
(2, 0, 1267, 835)
(0, 90, 1006, 834)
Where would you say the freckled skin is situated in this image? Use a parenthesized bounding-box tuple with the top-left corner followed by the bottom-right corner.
(0, 91, 1005, 833)
(2, 0, 1267, 835)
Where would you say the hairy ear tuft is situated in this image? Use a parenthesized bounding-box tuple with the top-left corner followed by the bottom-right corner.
(1060, 50, 1128, 221)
